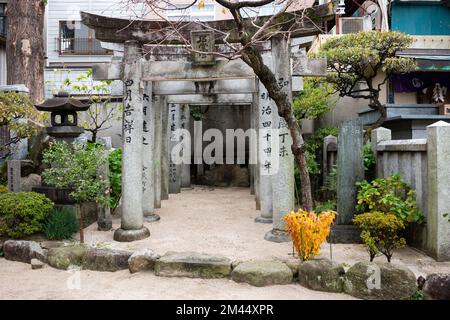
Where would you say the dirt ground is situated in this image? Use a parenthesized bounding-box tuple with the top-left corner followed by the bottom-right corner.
(0, 186, 449, 299)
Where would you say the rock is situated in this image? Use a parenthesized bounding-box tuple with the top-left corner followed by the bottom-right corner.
(82, 247, 133, 272)
(20, 160, 35, 177)
(231, 260, 293, 287)
(276, 257, 300, 278)
(3, 240, 46, 263)
(31, 258, 44, 270)
(298, 258, 345, 292)
(423, 273, 450, 300)
(20, 174, 42, 192)
(155, 251, 231, 278)
(40, 241, 66, 250)
(47, 244, 87, 270)
(128, 249, 160, 273)
(344, 262, 417, 300)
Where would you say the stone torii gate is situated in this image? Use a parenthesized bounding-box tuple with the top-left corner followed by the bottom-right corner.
(81, 11, 329, 243)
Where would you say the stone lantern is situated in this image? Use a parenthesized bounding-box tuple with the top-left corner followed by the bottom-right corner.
(35, 91, 91, 142)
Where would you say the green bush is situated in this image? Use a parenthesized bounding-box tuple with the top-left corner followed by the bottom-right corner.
(353, 212, 406, 262)
(0, 185, 8, 193)
(43, 207, 79, 240)
(356, 174, 424, 224)
(108, 148, 122, 213)
(0, 192, 54, 238)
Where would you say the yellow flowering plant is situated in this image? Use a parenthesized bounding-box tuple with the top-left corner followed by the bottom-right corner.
(284, 209, 336, 261)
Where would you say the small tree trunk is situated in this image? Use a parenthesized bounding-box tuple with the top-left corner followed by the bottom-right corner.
(6, 0, 45, 103)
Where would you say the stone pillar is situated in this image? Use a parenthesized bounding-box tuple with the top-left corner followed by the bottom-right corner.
(113, 40, 150, 242)
(180, 104, 191, 188)
(336, 118, 364, 225)
(426, 121, 450, 261)
(161, 97, 169, 200)
(169, 103, 182, 194)
(255, 76, 274, 224)
(97, 150, 112, 231)
(253, 90, 261, 210)
(7, 160, 21, 192)
(142, 81, 159, 222)
(322, 135, 337, 184)
(371, 127, 392, 178)
(154, 95, 163, 208)
(264, 37, 295, 242)
(194, 120, 204, 181)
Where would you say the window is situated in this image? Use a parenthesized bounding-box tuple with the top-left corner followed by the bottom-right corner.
(58, 21, 111, 55)
(241, 3, 284, 18)
(167, 3, 215, 21)
(0, 3, 6, 37)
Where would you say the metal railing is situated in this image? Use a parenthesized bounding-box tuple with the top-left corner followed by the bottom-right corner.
(0, 15, 6, 38)
(56, 37, 111, 55)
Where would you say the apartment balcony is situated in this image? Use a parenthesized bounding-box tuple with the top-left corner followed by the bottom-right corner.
(56, 37, 111, 56)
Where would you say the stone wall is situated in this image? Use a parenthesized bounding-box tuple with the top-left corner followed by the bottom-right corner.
(372, 122, 450, 261)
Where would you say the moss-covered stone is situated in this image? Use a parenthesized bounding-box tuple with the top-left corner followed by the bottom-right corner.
(47, 244, 87, 270)
(298, 258, 345, 293)
(155, 251, 231, 278)
(82, 247, 132, 272)
(344, 261, 417, 300)
(231, 260, 293, 287)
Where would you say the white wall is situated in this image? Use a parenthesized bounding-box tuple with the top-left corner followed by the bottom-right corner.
(0, 45, 6, 85)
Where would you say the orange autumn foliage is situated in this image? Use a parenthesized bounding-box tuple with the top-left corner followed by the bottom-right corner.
(284, 209, 336, 261)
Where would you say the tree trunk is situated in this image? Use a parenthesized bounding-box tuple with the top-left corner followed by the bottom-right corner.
(241, 46, 314, 211)
(6, 0, 45, 103)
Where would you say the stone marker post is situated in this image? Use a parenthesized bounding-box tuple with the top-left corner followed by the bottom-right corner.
(426, 121, 450, 261)
(154, 95, 163, 208)
(161, 98, 170, 200)
(336, 118, 364, 225)
(113, 40, 150, 242)
(322, 135, 337, 184)
(252, 90, 261, 210)
(169, 103, 182, 193)
(371, 127, 392, 178)
(142, 81, 159, 222)
(7, 160, 21, 192)
(265, 37, 295, 242)
(254, 76, 274, 224)
(180, 104, 191, 188)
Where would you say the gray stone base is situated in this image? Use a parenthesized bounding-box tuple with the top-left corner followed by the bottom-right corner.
(113, 227, 150, 242)
(181, 187, 194, 191)
(254, 216, 273, 224)
(264, 229, 291, 243)
(144, 214, 161, 223)
(329, 225, 362, 244)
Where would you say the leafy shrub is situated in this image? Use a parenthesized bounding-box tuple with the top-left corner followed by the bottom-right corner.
(284, 209, 336, 261)
(42, 141, 110, 206)
(0, 185, 8, 193)
(356, 174, 424, 224)
(353, 212, 406, 262)
(108, 148, 122, 213)
(363, 142, 376, 181)
(0, 192, 54, 238)
(314, 200, 336, 212)
(43, 207, 79, 240)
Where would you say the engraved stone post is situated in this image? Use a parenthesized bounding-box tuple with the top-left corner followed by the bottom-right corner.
(142, 81, 159, 222)
(180, 104, 191, 188)
(169, 103, 182, 193)
(154, 95, 163, 208)
(265, 36, 295, 242)
(113, 40, 150, 242)
(161, 97, 170, 200)
(336, 118, 364, 225)
(7, 160, 21, 192)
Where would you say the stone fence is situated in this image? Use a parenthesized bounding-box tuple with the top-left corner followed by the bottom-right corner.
(371, 121, 450, 261)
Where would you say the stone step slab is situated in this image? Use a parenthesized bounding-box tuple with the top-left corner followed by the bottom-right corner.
(231, 260, 293, 287)
(155, 251, 232, 278)
(82, 247, 133, 272)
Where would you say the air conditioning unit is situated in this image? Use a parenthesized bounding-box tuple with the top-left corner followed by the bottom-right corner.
(339, 16, 373, 34)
